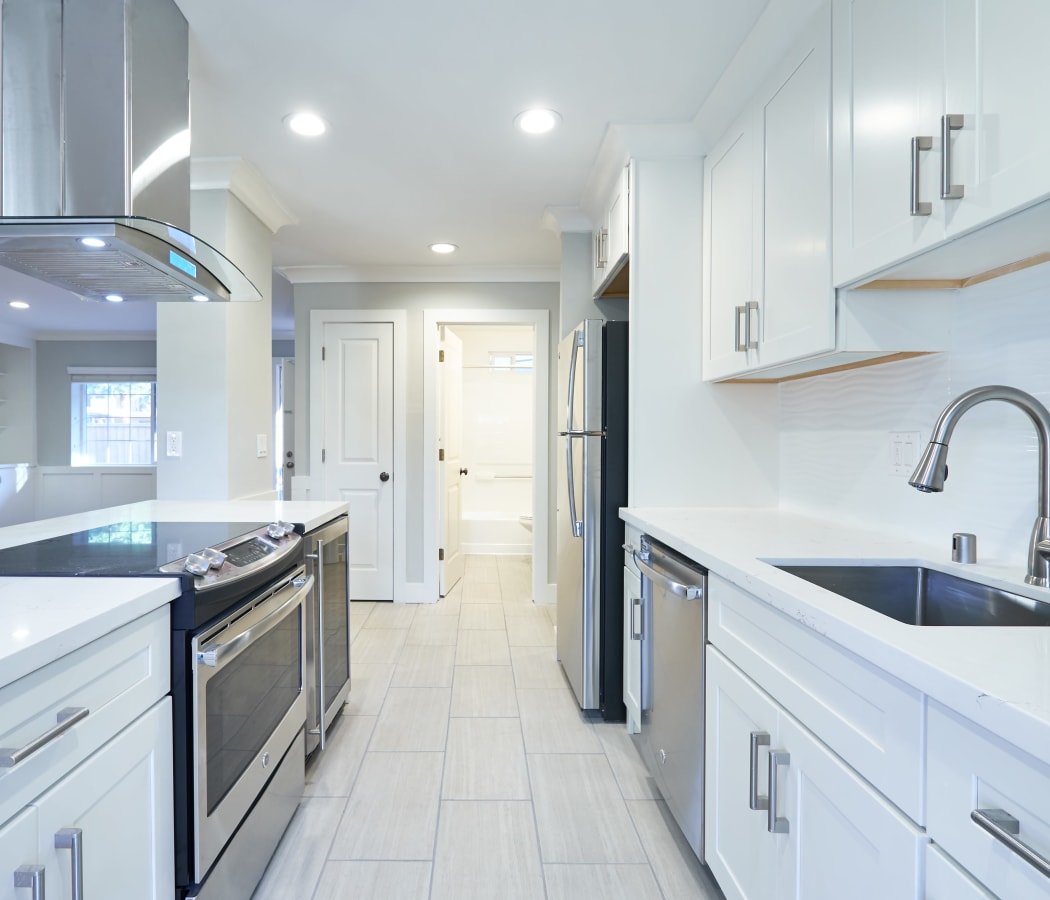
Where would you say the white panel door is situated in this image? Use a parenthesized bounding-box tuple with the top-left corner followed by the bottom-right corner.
(0, 808, 38, 900)
(755, 8, 834, 370)
(438, 326, 464, 595)
(33, 700, 174, 900)
(324, 322, 394, 601)
(622, 565, 642, 734)
(944, 0, 1050, 237)
(702, 114, 757, 379)
(776, 710, 925, 900)
(705, 648, 780, 900)
(831, 0, 945, 286)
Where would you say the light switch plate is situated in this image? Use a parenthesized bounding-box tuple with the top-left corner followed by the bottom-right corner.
(888, 431, 921, 476)
(256, 434, 268, 458)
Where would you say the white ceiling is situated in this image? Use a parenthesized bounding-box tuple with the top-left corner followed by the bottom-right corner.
(0, 0, 771, 338)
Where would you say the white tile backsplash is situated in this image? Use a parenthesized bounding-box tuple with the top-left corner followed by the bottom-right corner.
(779, 265, 1050, 570)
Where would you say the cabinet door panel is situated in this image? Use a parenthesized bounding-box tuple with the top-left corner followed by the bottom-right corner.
(758, 7, 834, 368)
(0, 809, 37, 900)
(777, 711, 925, 900)
(705, 648, 778, 900)
(623, 566, 642, 733)
(832, 0, 945, 285)
(945, 0, 1050, 236)
(34, 700, 174, 900)
(926, 844, 996, 900)
(703, 118, 755, 378)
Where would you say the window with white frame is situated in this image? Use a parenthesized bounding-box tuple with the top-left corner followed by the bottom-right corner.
(487, 351, 534, 373)
(69, 368, 157, 466)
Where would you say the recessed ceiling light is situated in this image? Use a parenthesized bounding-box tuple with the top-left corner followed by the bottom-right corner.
(429, 243, 458, 254)
(191, 294, 209, 302)
(285, 111, 327, 137)
(80, 237, 106, 248)
(8, 300, 28, 309)
(104, 294, 124, 303)
(515, 108, 561, 135)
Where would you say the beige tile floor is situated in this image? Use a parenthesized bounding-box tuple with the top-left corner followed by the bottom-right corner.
(253, 555, 724, 900)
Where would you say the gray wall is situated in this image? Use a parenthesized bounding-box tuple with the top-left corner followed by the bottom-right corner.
(292, 281, 560, 591)
(36, 340, 157, 466)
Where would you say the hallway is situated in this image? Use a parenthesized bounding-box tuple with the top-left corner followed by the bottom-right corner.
(252, 555, 723, 899)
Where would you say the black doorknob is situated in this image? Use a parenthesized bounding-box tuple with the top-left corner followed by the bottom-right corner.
(459, 467, 469, 476)
(285, 461, 295, 469)
(379, 471, 390, 482)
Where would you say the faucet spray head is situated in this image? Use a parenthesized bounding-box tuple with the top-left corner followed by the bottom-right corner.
(909, 441, 949, 493)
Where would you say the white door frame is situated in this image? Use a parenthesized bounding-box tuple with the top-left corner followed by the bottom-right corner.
(422, 308, 550, 606)
(310, 308, 408, 602)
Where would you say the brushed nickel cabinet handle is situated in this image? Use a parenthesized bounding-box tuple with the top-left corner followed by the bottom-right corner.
(54, 828, 83, 900)
(910, 135, 933, 216)
(0, 707, 89, 768)
(746, 301, 759, 351)
(749, 731, 770, 811)
(972, 808, 1050, 880)
(630, 596, 644, 640)
(14, 864, 45, 900)
(734, 305, 747, 352)
(767, 749, 790, 834)
(940, 114, 965, 200)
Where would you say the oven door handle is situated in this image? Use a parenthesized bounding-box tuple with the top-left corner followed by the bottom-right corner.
(198, 574, 313, 669)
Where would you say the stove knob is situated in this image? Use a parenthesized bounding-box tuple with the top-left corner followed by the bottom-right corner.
(267, 522, 285, 539)
(185, 554, 210, 576)
(201, 548, 226, 569)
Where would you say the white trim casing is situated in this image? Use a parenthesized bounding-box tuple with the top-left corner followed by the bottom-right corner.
(422, 309, 550, 607)
(309, 308, 409, 603)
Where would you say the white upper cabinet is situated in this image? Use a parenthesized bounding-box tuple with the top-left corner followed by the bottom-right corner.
(944, 1, 1050, 238)
(592, 164, 630, 298)
(834, 0, 1050, 287)
(703, 4, 834, 381)
(832, 0, 945, 286)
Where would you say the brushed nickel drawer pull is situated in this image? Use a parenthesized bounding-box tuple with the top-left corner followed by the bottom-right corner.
(972, 808, 1050, 879)
(0, 707, 89, 768)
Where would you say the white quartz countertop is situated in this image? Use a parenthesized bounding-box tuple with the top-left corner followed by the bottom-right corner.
(0, 499, 347, 688)
(621, 507, 1050, 758)
(0, 499, 349, 549)
(0, 576, 181, 689)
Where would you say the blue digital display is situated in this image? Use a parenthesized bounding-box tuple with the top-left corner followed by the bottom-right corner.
(169, 250, 198, 278)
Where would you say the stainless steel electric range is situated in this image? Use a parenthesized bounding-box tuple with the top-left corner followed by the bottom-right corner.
(0, 519, 311, 900)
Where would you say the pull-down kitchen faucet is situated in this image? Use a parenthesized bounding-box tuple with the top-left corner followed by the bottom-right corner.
(909, 385, 1050, 587)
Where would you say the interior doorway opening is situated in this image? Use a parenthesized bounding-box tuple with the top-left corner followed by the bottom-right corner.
(423, 309, 550, 607)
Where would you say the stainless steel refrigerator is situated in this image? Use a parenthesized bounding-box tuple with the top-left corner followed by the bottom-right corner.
(556, 319, 628, 720)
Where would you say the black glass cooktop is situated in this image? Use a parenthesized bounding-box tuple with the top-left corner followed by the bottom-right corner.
(0, 521, 267, 577)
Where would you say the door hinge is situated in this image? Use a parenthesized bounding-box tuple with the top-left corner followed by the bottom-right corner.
(321, 448, 326, 463)
(439, 349, 445, 362)
(438, 548, 445, 561)
(439, 448, 445, 461)
(322, 345, 326, 361)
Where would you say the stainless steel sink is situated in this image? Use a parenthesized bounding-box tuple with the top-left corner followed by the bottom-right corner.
(775, 564, 1050, 626)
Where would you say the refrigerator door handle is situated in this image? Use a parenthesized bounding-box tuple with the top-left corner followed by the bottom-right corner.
(565, 435, 583, 538)
(565, 328, 584, 432)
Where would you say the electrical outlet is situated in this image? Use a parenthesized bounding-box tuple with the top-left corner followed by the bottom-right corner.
(256, 434, 268, 458)
(166, 431, 182, 458)
(888, 431, 921, 476)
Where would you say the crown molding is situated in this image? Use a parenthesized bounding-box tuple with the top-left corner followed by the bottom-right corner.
(541, 207, 594, 235)
(191, 157, 298, 235)
(280, 265, 560, 284)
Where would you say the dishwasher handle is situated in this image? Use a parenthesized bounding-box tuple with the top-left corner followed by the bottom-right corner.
(634, 553, 705, 601)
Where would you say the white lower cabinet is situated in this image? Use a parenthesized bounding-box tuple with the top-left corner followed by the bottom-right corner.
(706, 647, 925, 900)
(622, 564, 642, 734)
(0, 809, 37, 900)
(926, 844, 995, 900)
(34, 699, 173, 900)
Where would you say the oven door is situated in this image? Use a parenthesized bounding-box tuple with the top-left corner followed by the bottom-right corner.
(190, 567, 311, 882)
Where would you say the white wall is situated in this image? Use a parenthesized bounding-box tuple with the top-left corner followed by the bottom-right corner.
(452, 325, 534, 519)
(779, 264, 1050, 571)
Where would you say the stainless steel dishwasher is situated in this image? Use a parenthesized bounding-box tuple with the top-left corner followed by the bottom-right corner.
(632, 534, 708, 862)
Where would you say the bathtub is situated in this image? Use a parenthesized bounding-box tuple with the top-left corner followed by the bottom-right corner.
(461, 512, 532, 555)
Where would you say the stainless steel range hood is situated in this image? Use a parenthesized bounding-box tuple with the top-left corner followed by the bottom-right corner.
(0, 0, 260, 303)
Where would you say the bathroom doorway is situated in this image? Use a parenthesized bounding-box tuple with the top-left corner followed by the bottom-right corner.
(422, 309, 550, 605)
